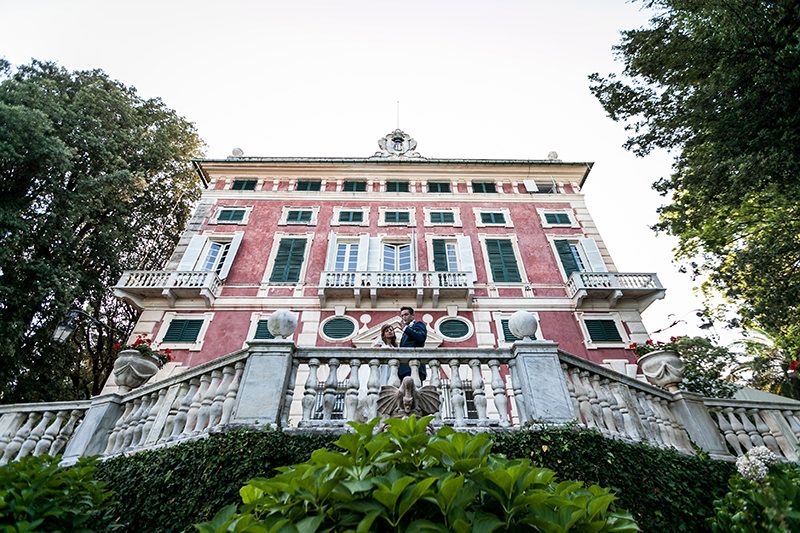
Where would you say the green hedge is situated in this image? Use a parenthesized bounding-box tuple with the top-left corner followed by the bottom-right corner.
(95, 427, 734, 532)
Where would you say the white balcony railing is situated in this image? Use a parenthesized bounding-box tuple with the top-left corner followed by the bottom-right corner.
(318, 271, 474, 307)
(567, 272, 665, 310)
(114, 270, 222, 308)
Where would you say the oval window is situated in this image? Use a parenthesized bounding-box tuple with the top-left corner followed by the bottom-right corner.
(439, 319, 470, 340)
(322, 317, 356, 339)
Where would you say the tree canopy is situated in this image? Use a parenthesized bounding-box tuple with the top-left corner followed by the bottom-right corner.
(0, 59, 204, 403)
(589, 1, 800, 355)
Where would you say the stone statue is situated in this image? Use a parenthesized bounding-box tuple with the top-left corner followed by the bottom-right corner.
(377, 377, 441, 418)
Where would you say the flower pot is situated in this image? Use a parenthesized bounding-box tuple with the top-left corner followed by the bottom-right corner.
(638, 350, 684, 392)
(112, 349, 162, 393)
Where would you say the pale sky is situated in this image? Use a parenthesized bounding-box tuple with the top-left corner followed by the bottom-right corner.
(2, 0, 732, 343)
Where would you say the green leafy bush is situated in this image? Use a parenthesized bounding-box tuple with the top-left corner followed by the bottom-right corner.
(197, 416, 639, 532)
(711, 462, 800, 532)
(0, 455, 117, 532)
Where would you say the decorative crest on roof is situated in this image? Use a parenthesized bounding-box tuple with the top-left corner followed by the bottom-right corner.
(373, 129, 423, 159)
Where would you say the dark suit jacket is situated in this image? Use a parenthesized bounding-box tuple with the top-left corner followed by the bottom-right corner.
(399, 320, 428, 381)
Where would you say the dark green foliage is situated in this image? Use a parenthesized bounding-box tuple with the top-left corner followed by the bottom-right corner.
(493, 427, 735, 532)
(711, 463, 800, 532)
(0, 60, 203, 403)
(589, 1, 800, 355)
(95, 430, 335, 532)
(672, 336, 740, 398)
(96, 425, 733, 532)
(0, 455, 118, 532)
(197, 417, 638, 532)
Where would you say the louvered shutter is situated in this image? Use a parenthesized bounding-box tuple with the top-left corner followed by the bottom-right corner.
(432, 239, 448, 272)
(585, 319, 622, 342)
(554, 240, 580, 277)
(485, 239, 521, 282)
(217, 232, 243, 280)
(270, 238, 307, 282)
(163, 319, 204, 342)
(580, 237, 607, 272)
(457, 236, 477, 282)
(323, 318, 355, 339)
(254, 320, 275, 339)
(178, 235, 207, 271)
(500, 319, 519, 342)
(367, 237, 382, 271)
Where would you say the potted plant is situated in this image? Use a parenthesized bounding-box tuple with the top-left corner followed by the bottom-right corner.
(629, 337, 685, 392)
(112, 335, 173, 393)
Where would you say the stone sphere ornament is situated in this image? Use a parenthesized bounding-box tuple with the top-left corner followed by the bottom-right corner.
(267, 309, 298, 339)
(508, 310, 538, 340)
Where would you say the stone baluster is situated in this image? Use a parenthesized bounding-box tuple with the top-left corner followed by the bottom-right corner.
(302, 358, 320, 421)
(51, 410, 82, 455)
(387, 359, 401, 388)
(196, 369, 224, 432)
(210, 365, 234, 429)
(510, 359, 528, 424)
(736, 408, 764, 448)
(488, 359, 510, 427)
(783, 410, 800, 442)
(130, 395, 151, 448)
(171, 378, 200, 438)
(750, 409, 781, 456)
(568, 367, 595, 429)
(141, 390, 167, 447)
(366, 359, 381, 420)
(714, 409, 744, 456)
(0, 413, 26, 454)
(184, 374, 211, 434)
(581, 371, 607, 435)
(591, 375, 617, 436)
(105, 402, 134, 454)
(16, 411, 53, 460)
(322, 358, 340, 421)
(345, 359, 361, 422)
(34, 411, 66, 456)
(428, 359, 443, 423)
(220, 362, 245, 426)
(647, 394, 672, 447)
(608, 382, 640, 442)
(1, 413, 38, 465)
(469, 359, 488, 423)
(726, 407, 752, 452)
(600, 378, 625, 437)
(410, 359, 422, 388)
(636, 393, 662, 446)
(162, 382, 189, 440)
(121, 398, 144, 450)
(281, 360, 300, 428)
(656, 397, 685, 450)
(449, 359, 466, 426)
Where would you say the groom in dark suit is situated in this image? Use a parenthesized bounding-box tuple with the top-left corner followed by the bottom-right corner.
(396, 306, 428, 381)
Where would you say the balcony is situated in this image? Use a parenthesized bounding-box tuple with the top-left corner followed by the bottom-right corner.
(114, 270, 222, 309)
(318, 270, 474, 307)
(567, 272, 665, 310)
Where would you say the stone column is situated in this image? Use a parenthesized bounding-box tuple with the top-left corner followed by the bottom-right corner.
(669, 390, 733, 460)
(231, 340, 295, 428)
(510, 340, 575, 424)
(60, 394, 123, 466)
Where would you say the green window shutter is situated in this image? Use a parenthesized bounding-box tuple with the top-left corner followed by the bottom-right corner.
(500, 319, 519, 342)
(254, 320, 275, 340)
(296, 180, 321, 191)
(217, 209, 245, 223)
(385, 211, 409, 224)
(231, 180, 256, 191)
(270, 238, 307, 282)
(343, 181, 367, 192)
(386, 181, 409, 192)
(554, 239, 580, 277)
(432, 239, 449, 272)
(430, 211, 454, 224)
(585, 319, 623, 342)
(485, 239, 521, 282)
(428, 182, 450, 193)
(339, 211, 364, 223)
(287, 210, 312, 223)
(163, 319, 204, 343)
(481, 212, 506, 224)
(472, 182, 496, 193)
(545, 213, 571, 225)
(323, 318, 355, 339)
(440, 319, 469, 339)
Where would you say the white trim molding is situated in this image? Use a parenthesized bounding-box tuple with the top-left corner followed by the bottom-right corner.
(209, 205, 253, 225)
(260, 231, 316, 288)
(331, 206, 371, 227)
(154, 311, 215, 352)
(576, 311, 630, 350)
(378, 206, 417, 227)
(476, 233, 529, 284)
(318, 315, 360, 343)
(538, 208, 580, 229)
(473, 207, 514, 228)
(277, 206, 321, 226)
(423, 207, 462, 227)
(434, 315, 474, 342)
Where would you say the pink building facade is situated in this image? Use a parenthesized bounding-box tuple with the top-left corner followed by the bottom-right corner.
(115, 130, 664, 371)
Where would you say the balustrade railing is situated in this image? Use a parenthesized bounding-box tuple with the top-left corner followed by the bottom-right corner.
(566, 272, 662, 297)
(320, 271, 471, 289)
(0, 401, 89, 465)
(117, 270, 222, 292)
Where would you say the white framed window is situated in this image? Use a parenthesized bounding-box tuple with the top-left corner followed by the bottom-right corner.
(383, 242, 413, 271)
(546, 235, 607, 282)
(378, 206, 416, 227)
(210, 206, 252, 225)
(576, 312, 629, 349)
(492, 312, 542, 347)
(331, 206, 370, 226)
(423, 207, 462, 227)
(477, 233, 528, 284)
(178, 232, 244, 280)
(435, 316, 474, 342)
(334, 241, 360, 272)
(522, 180, 559, 194)
(319, 315, 359, 342)
(424, 235, 476, 281)
(473, 207, 514, 228)
(155, 312, 214, 351)
(260, 232, 315, 286)
(538, 209, 579, 228)
(278, 206, 320, 226)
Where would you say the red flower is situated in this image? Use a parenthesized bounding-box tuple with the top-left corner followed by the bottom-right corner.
(113, 342, 121, 351)
(789, 361, 798, 371)
(629, 343, 637, 350)
(645, 339, 654, 345)
(669, 336, 678, 342)
(164, 348, 171, 354)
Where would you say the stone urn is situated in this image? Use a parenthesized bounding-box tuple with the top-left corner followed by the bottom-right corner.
(638, 350, 684, 392)
(112, 349, 162, 393)
(268, 309, 298, 339)
(508, 310, 538, 340)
